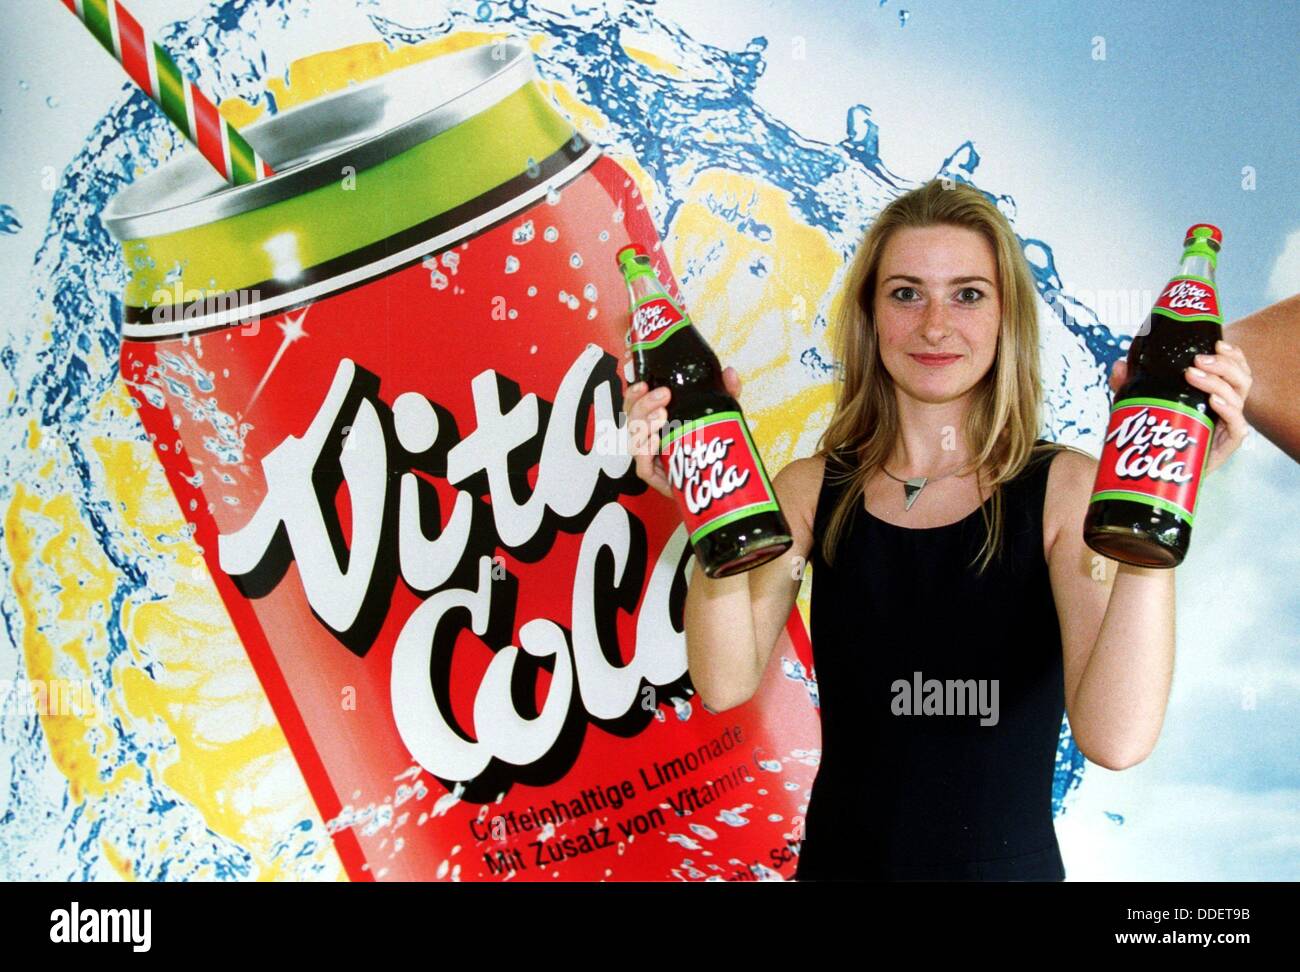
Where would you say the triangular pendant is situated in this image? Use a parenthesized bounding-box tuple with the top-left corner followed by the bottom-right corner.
(903, 477, 927, 511)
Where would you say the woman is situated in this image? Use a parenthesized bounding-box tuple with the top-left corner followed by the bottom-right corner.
(620, 180, 1253, 880)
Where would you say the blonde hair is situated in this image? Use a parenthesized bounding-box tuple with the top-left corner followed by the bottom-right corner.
(815, 179, 1064, 573)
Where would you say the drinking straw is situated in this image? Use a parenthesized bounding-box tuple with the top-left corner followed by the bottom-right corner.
(55, 0, 273, 185)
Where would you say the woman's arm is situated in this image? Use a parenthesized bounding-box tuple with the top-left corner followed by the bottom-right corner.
(1044, 447, 1175, 769)
(1224, 293, 1300, 464)
(1045, 339, 1253, 767)
(687, 454, 823, 711)
(620, 346, 825, 713)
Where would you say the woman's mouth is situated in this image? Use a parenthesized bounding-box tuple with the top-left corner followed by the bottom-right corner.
(909, 353, 962, 367)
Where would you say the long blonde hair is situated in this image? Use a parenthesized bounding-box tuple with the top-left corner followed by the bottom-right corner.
(815, 179, 1063, 573)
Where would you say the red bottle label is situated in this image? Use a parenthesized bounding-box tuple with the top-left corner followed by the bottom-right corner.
(1090, 398, 1215, 523)
(630, 295, 689, 348)
(657, 412, 780, 543)
(1154, 276, 1220, 322)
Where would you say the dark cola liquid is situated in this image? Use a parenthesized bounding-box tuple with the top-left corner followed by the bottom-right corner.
(1083, 311, 1221, 567)
(635, 327, 793, 578)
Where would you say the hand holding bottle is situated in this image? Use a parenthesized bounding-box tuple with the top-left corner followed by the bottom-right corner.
(1108, 343, 1252, 480)
(620, 349, 744, 499)
(1084, 223, 1248, 567)
(616, 241, 791, 576)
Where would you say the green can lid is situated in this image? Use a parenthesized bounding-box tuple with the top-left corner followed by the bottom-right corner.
(1185, 223, 1223, 248)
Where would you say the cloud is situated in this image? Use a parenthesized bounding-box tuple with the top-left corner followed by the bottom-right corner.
(1057, 778, 1300, 880)
(1268, 228, 1300, 302)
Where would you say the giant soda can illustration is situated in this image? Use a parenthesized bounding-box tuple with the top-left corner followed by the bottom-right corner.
(103, 41, 819, 881)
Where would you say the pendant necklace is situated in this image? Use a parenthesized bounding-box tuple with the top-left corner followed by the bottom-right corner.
(880, 461, 969, 512)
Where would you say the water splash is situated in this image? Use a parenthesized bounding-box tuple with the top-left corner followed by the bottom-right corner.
(0, 204, 20, 235)
(1054, 719, 1087, 817)
(0, 0, 1119, 880)
(781, 655, 820, 709)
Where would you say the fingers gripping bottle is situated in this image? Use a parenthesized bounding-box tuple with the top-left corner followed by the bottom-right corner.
(617, 243, 793, 577)
(1083, 224, 1225, 568)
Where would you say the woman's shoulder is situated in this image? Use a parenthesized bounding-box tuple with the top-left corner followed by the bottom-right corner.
(1018, 438, 1098, 504)
(1031, 440, 1101, 559)
(772, 452, 832, 535)
(773, 452, 830, 504)
(1032, 439, 1097, 483)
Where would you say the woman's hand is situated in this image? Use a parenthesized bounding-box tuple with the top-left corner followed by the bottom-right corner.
(619, 350, 743, 498)
(1108, 338, 1253, 476)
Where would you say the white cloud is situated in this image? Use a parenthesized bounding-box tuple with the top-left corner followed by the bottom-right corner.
(1268, 228, 1300, 302)
(1057, 777, 1300, 880)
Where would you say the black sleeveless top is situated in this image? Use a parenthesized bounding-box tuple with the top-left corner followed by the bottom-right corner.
(798, 440, 1067, 881)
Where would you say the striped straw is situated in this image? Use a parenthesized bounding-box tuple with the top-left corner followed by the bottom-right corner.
(57, 0, 273, 185)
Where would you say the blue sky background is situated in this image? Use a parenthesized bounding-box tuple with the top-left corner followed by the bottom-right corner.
(3, 1, 1297, 320)
(1, 0, 1296, 880)
(654, 0, 1300, 317)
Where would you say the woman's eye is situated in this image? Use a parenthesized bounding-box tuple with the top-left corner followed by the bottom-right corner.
(890, 286, 985, 303)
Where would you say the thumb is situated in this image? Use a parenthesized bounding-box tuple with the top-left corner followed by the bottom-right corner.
(1109, 358, 1128, 395)
(722, 365, 743, 399)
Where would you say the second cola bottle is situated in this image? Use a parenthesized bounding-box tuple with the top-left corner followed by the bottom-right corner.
(617, 243, 793, 577)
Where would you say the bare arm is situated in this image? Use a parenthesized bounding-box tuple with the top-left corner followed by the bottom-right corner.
(685, 455, 822, 711)
(1224, 293, 1300, 463)
(1044, 448, 1175, 769)
(1047, 338, 1253, 767)
(618, 348, 821, 713)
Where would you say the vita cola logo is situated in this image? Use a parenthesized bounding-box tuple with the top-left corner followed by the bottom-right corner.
(216, 343, 692, 785)
(1156, 278, 1219, 317)
(630, 297, 684, 344)
(1104, 406, 1199, 484)
(666, 427, 752, 516)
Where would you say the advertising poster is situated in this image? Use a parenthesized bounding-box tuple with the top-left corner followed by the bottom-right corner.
(0, 0, 1295, 916)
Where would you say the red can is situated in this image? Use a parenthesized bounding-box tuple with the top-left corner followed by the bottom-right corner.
(102, 42, 820, 880)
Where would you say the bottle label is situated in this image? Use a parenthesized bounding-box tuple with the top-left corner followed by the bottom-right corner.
(630, 295, 691, 350)
(657, 411, 781, 544)
(1153, 275, 1221, 323)
(1090, 397, 1215, 524)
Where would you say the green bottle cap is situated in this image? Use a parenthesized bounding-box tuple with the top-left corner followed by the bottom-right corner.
(617, 242, 655, 279)
(1182, 223, 1221, 268)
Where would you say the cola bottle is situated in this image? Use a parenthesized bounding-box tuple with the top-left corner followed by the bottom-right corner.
(617, 243, 793, 577)
(1084, 224, 1224, 568)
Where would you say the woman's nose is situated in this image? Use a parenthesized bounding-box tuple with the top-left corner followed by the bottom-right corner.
(920, 302, 951, 340)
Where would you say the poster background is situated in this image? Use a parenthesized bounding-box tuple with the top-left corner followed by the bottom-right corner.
(0, 0, 1297, 880)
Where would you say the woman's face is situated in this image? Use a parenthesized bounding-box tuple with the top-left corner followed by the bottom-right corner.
(872, 224, 1002, 406)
